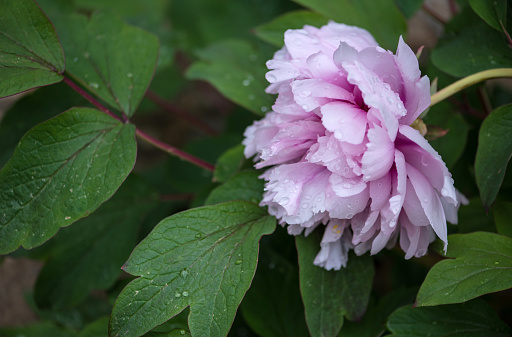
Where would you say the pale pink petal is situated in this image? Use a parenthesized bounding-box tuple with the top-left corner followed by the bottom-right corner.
(319, 22, 378, 51)
(361, 126, 394, 181)
(329, 173, 367, 197)
(406, 163, 448, 249)
(341, 60, 405, 140)
(292, 79, 354, 112)
(321, 101, 367, 144)
(369, 173, 392, 211)
(325, 186, 369, 219)
(398, 125, 457, 206)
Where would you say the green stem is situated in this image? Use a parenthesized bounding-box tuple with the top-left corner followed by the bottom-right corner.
(430, 68, 512, 107)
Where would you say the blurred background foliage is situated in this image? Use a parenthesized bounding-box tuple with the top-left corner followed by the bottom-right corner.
(1, 0, 512, 336)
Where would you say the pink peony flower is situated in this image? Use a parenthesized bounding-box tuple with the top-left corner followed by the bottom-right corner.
(243, 22, 464, 270)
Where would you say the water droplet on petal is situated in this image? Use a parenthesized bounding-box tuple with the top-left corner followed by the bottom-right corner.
(421, 155, 428, 166)
(279, 197, 290, 205)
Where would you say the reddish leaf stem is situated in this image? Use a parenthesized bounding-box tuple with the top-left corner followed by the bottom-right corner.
(64, 76, 215, 172)
(63, 76, 122, 122)
(135, 129, 215, 172)
(146, 90, 218, 136)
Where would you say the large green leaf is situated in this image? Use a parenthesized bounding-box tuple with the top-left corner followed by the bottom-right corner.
(296, 233, 374, 337)
(291, 0, 407, 50)
(387, 300, 512, 337)
(0, 0, 65, 97)
(186, 39, 274, 116)
(109, 201, 276, 337)
(55, 11, 159, 117)
(205, 170, 264, 206)
(475, 105, 512, 207)
(240, 232, 309, 337)
(254, 10, 329, 47)
(469, 0, 507, 31)
(416, 232, 512, 306)
(432, 23, 512, 77)
(0, 107, 136, 254)
(34, 176, 159, 309)
(0, 82, 90, 168)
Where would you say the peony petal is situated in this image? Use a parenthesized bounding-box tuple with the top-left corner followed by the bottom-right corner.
(406, 163, 448, 249)
(319, 22, 378, 51)
(342, 59, 405, 140)
(306, 51, 342, 80)
(403, 179, 430, 226)
(398, 125, 457, 206)
(369, 172, 392, 211)
(321, 101, 367, 144)
(361, 126, 394, 181)
(256, 120, 324, 168)
(325, 186, 369, 219)
(329, 173, 367, 197)
(292, 79, 354, 112)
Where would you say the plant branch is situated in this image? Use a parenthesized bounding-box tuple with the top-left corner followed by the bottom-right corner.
(430, 68, 512, 107)
(136, 129, 215, 172)
(63, 76, 122, 122)
(146, 90, 218, 136)
(64, 75, 215, 172)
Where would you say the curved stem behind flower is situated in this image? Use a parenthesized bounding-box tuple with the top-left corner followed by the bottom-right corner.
(430, 68, 512, 107)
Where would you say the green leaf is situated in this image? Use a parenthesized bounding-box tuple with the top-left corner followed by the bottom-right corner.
(432, 23, 512, 77)
(240, 233, 309, 337)
(73, 0, 173, 71)
(0, 321, 77, 337)
(34, 175, 159, 309)
(214, 144, 245, 183)
(78, 316, 109, 337)
(291, 0, 407, 50)
(205, 170, 264, 206)
(417, 232, 512, 306)
(475, 104, 512, 207)
(0, 0, 65, 97)
(186, 39, 274, 116)
(0, 82, 90, 168)
(469, 0, 507, 31)
(56, 12, 159, 117)
(0, 107, 136, 254)
(109, 201, 276, 337)
(296, 233, 374, 337)
(387, 300, 512, 337)
(493, 201, 512, 237)
(254, 10, 329, 47)
(340, 288, 417, 337)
